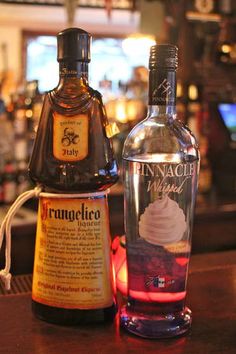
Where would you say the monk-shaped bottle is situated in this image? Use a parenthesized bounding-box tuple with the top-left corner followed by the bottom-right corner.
(29, 28, 118, 192)
(29, 28, 118, 324)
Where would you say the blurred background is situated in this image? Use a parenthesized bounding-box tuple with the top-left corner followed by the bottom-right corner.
(0, 0, 236, 274)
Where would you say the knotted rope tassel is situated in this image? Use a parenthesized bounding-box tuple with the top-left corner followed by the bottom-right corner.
(0, 186, 42, 290)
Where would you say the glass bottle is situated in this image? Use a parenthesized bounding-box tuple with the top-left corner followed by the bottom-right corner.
(120, 45, 199, 338)
(29, 28, 118, 325)
(29, 29, 118, 193)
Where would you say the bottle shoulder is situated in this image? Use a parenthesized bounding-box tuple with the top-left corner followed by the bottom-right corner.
(123, 116, 199, 161)
(47, 85, 103, 115)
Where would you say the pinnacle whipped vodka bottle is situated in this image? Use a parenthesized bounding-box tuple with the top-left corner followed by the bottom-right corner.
(120, 45, 199, 338)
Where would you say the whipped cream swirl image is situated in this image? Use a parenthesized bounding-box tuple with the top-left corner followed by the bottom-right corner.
(139, 196, 186, 245)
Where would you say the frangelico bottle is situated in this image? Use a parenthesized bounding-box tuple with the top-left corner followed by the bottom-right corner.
(29, 28, 118, 324)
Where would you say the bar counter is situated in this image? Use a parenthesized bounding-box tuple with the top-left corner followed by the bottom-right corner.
(1, 188, 236, 275)
(0, 250, 235, 354)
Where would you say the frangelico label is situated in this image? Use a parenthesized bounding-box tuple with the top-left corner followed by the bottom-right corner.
(32, 196, 113, 309)
(53, 112, 88, 161)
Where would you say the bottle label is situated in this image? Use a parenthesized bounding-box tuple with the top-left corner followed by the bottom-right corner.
(149, 70, 176, 106)
(53, 113, 88, 161)
(59, 62, 88, 77)
(59, 68, 78, 76)
(124, 160, 198, 301)
(32, 194, 114, 309)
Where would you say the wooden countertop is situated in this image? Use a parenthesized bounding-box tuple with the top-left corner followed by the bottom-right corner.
(0, 250, 236, 354)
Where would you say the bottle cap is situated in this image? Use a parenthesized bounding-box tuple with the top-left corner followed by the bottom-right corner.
(57, 28, 91, 62)
(149, 44, 178, 69)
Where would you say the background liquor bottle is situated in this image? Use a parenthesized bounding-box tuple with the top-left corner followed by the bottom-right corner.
(121, 45, 199, 338)
(29, 28, 118, 325)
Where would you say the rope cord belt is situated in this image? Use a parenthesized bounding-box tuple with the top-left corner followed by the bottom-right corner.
(0, 186, 42, 290)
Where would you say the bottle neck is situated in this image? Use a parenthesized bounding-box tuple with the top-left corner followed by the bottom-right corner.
(148, 68, 176, 116)
(58, 61, 89, 84)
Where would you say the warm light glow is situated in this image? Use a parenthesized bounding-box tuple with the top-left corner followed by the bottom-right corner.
(26, 109, 33, 118)
(129, 290, 186, 302)
(115, 99, 128, 123)
(122, 34, 156, 57)
(188, 84, 198, 101)
(112, 236, 128, 295)
(221, 44, 231, 53)
(126, 100, 143, 121)
(126, 104, 137, 121)
(177, 82, 183, 98)
(176, 257, 189, 266)
(25, 98, 32, 105)
(116, 261, 128, 296)
(106, 98, 145, 124)
(112, 236, 189, 301)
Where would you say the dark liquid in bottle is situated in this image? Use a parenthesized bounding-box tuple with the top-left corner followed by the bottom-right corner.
(29, 88, 118, 193)
(30, 77, 118, 324)
(32, 300, 117, 325)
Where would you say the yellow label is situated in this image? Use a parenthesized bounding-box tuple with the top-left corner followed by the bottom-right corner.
(53, 113, 88, 161)
(32, 196, 114, 309)
(105, 122, 120, 138)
